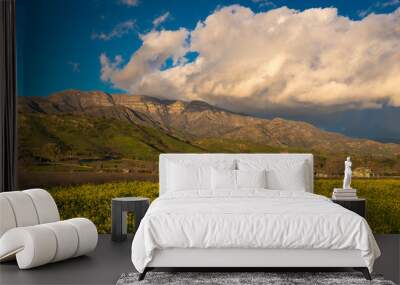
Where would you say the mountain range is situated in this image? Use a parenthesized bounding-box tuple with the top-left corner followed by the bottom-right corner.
(17, 90, 400, 180)
(263, 107, 400, 144)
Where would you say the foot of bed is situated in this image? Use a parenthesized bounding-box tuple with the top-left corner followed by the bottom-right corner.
(354, 267, 371, 280)
(138, 268, 148, 281)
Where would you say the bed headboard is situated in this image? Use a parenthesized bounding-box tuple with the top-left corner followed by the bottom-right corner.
(159, 153, 314, 195)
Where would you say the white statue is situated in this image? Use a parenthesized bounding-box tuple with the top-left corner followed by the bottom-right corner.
(343, 156, 352, 189)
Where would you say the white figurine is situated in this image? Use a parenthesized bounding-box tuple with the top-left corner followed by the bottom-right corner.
(343, 156, 352, 189)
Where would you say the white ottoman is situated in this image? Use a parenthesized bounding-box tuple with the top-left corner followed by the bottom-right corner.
(0, 189, 98, 269)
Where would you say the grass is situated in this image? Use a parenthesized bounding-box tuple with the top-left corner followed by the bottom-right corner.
(18, 113, 203, 163)
(49, 179, 400, 234)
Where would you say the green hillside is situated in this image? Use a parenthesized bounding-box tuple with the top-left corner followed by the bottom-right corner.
(18, 113, 202, 162)
(17, 113, 204, 187)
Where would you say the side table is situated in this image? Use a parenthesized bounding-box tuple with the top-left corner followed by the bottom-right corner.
(331, 198, 366, 218)
(111, 197, 150, 242)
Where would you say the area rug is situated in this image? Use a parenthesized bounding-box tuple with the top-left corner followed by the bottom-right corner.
(116, 272, 395, 285)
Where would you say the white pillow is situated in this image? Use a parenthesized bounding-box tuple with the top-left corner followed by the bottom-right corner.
(211, 168, 236, 190)
(238, 159, 308, 191)
(211, 169, 268, 190)
(167, 162, 211, 191)
(167, 159, 236, 192)
(236, 169, 267, 189)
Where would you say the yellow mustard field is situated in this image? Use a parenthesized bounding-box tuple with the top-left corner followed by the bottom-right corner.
(49, 179, 400, 234)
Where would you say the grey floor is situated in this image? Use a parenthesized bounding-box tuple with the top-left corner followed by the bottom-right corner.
(0, 235, 134, 285)
(0, 234, 399, 285)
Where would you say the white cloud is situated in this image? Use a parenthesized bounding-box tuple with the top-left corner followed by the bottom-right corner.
(153, 12, 171, 28)
(358, 0, 400, 18)
(92, 20, 135, 41)
(120, 0, 138, 7)
(100, 5, 400, 112)
(68, 61, 80, 73)
(379, 0, 400, 7)
(100, 54, 123, 82)
(100, 28, 189, 93)
(358, 9, 371, 18)
(252, 0, 276, 8)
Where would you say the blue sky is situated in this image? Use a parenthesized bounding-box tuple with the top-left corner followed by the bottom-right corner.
(16, 0, 400, 97)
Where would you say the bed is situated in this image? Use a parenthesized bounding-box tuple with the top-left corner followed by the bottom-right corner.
(131, 154, 380, 280)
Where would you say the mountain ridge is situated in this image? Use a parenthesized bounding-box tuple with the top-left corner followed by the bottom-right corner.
(19, 89, 230, 115)
(17, 89, 400, 178)
(18, 90, 400, 156)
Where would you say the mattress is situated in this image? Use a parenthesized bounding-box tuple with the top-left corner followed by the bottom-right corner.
(131, 190, 380, 273)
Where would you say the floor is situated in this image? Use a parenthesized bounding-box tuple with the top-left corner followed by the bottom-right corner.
(0, 234, 399, 285)
(0, 235, 134, 285)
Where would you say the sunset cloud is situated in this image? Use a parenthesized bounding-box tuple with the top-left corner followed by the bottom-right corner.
(100, 5, 400, 113)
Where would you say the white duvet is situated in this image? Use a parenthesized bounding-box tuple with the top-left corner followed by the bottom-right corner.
(131, 190, 380, 273)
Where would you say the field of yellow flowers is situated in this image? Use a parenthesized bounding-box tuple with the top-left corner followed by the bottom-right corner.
(49, 179, 400, 234)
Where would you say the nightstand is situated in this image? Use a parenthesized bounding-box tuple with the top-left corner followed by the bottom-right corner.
(331, 198, 366, 218)
(111, 197, 150, 242)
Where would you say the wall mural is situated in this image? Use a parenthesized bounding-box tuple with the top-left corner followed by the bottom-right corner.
(16, 0, 400, 234)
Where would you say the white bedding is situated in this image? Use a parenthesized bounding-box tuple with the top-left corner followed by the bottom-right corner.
(131, 190, 380, 273)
